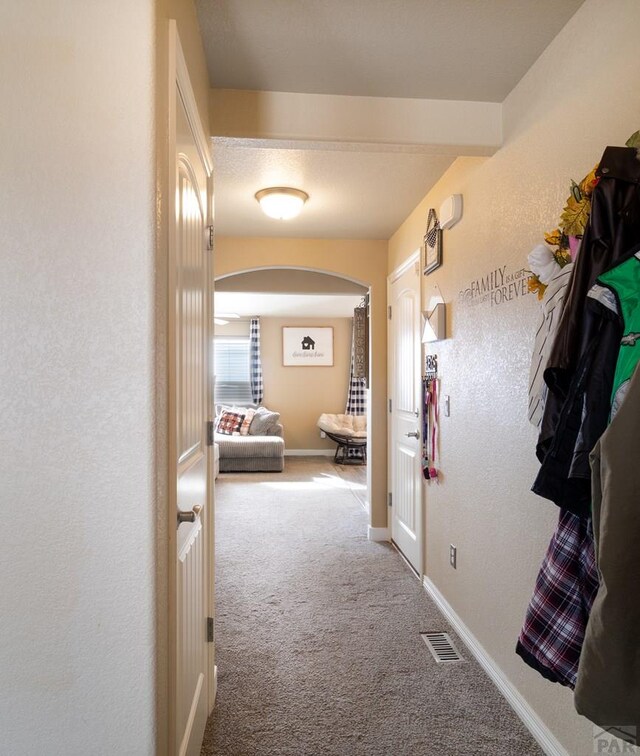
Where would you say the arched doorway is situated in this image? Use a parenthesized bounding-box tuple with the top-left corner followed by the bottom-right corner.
(213, 266, 375, 525)
(212, 256, 388, 539)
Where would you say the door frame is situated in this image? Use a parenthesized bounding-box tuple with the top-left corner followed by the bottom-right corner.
(167, 21, 216, 754)
(387, 249, 424, 575)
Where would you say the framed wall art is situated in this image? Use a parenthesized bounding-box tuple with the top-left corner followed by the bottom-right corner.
(282, 327, 334, 366)
(423, 207, 443, 275)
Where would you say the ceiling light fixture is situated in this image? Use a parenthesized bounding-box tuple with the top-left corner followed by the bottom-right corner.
(215, 313, 240, 319)
(255, 187, 309, 220)
(214, 318, 229, 326)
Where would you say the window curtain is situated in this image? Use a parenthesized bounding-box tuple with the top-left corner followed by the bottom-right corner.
(346, 308, 367, 415)
(250, 317, 264, 405)
(346, 313, 367, 460)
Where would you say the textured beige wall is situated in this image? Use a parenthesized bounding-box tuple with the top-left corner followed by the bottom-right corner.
(260, 317, 352, 450)
(1, 3, 156, 753)
(215, 237, 388, 526)
(388, 1, 640, 753)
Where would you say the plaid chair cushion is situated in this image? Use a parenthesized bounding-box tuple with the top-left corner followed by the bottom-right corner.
(216, 410, 245, 436)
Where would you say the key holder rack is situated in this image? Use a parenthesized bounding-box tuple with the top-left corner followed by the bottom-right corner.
(425, 354, 438, 380)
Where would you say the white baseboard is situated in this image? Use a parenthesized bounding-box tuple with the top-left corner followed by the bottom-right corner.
(368, 526, 390, 542)
(284, 449, 334, 457)
(422, 577, 568, 756)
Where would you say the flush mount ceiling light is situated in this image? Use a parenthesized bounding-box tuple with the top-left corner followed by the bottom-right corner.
(255, 187, 309, 220)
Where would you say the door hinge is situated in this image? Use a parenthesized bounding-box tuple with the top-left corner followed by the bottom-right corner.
(207, 617, 214, 643)
(206, 224, 214, 251)
(388, 305, 392, 320)
(388, 398, 392, 413)
(388, 492, 393, 507)
(206, 420, 215, 446)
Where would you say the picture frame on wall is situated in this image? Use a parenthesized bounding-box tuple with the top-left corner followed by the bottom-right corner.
(282, 327, 334, 366)
(423, 207, 443, 275)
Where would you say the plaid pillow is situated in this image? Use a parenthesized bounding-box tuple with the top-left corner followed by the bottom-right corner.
(239, 408, 256, 436)
(216, 410, 245, 436)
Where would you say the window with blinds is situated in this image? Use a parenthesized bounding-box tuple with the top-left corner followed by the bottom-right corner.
(214, 337, 253, 405)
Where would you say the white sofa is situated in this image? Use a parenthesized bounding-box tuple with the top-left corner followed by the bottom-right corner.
(214, 423, 285, 472)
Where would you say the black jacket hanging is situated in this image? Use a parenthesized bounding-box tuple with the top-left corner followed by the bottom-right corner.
(533, 147, 640, 515)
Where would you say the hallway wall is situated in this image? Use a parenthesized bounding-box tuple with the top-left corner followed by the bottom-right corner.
(0, 3, 157, 754)
(214, 237, 388, 527)
(388, 0, 640, 753)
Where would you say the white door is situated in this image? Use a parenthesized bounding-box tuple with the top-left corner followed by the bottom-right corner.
(388, 253, 423, 574)
(169, 28, 214, 756)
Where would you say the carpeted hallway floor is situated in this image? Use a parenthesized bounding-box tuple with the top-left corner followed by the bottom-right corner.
(201, 457, 542, 756)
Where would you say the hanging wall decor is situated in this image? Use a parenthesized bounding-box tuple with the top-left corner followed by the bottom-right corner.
(423, 208, 442, 275)
(282, 327, 334, 366)
(352, 300, 368, 381)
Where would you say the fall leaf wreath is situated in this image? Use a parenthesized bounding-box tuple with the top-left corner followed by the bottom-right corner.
(528, 130, 640, 300)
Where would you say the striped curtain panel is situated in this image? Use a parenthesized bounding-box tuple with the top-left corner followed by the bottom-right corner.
(346, 308, 367, 415)
(346, 315, 367, 460)
(250, 317, 264, 405)
(346, 350, 367, 415)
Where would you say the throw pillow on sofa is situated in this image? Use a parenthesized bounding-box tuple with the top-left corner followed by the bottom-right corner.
(249, 407, 280, 435)
(239, 408, 256, 435)
(217, 410, 245, 435)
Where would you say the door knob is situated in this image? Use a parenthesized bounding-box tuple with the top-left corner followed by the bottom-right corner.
(177, 504, 202, 525)
(405, 431, 420, 439)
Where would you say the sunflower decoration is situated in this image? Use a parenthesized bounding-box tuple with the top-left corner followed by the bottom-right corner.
(528, 131, 639, 300)
(528, 164, 599, 299)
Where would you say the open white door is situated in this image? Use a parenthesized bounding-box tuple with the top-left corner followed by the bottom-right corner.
(168, 26, 214, 756)
(388, 252, 423, 575)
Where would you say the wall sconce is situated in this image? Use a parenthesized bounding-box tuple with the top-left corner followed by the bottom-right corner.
(422, 303, 446, 343)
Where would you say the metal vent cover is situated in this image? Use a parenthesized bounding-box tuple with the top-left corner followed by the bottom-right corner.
(421, 631, 463, 663)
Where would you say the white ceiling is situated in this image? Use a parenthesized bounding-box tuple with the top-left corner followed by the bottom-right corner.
(213, 139, 456, 239)
(200, 0, 585, 239)
(197, 0, 584, 102)
(215, 291, 364, 318)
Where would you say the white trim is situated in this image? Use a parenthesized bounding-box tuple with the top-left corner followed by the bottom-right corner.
(285, 449, 335, 456)
(368, 526, 390, 542)
(212, 664, 218, 708)
(387, 252, 424, 575)
(178, 672, 204, 756)
(176, 37, 213, 175)
(422, 577, 568, 756)
(388, 248, 421, 283)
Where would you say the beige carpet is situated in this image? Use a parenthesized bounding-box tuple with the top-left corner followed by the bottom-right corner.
(201, 457, 541, 756)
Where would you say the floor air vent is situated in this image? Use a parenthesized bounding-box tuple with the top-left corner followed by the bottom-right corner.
(421, 632, 463, 663)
